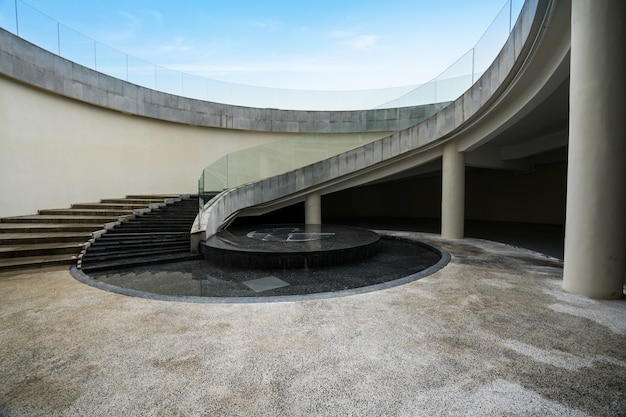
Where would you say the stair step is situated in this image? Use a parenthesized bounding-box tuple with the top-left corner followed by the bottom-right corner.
(126, 217, 195, 222)
(98, 232, 188, 238)
(39, 208, 134, 216)
(91, 238, 189, 247)
(98, 235, 188, 243)
(88, 239, 189, 252)
(0, 223, 104, 233)
(81, 252, 201, 272)
(0, 232, 91, 245)
(113, 223, 192, 228)
(72, 203, 152, 210)
(0, 242, 84, 259)
(77, 195, 200, 271)
(143, 211, 197, 214)
(1, 215, 119, 224)
(100, 198, 168, 205)
(0, 195, 196, 271)
(125, 215, 193, 220)
(82, 247, 191, 263)
(140, 211, 197, 215)
(105, 229, 192, 234)
(0, 254, 78, 271)
(118, 223, 193, 228)
(125, 194, 183, 200)
(90, 235, 189, 245)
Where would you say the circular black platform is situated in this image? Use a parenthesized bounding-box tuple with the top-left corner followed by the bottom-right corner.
(74, 234, 449, 302)
(201, 224, 381, 269)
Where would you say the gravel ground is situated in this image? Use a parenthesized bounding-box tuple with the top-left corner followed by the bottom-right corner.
(0, 231, 624, 417)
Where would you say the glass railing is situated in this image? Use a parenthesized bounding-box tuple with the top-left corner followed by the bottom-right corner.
(0, 0, 523, 110)
(378, 0, 520, 108)
(196, 0, 526, 207)
(198, 132, 392, 207)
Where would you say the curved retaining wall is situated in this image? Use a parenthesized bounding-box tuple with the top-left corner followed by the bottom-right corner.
(0, 28, 445, 217)
(0, 28, 445, 134)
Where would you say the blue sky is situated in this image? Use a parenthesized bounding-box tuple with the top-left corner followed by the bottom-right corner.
(1, 0, 521, 90)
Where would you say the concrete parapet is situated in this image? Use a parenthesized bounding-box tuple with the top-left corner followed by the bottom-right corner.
(0, 27, 446, 134)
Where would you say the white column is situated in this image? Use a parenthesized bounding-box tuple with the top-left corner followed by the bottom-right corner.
(305, 191, 322, 225)
(563, 0, 626, 299)
(441, 140, 465, 239)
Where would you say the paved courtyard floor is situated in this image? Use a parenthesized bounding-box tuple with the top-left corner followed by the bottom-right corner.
(0, 231, 624, 416)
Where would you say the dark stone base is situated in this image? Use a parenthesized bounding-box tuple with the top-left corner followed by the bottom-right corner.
(201, 224, 381, 269)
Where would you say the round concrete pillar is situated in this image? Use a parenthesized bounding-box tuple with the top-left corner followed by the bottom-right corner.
(563, 0, 626, 298)
(305, 192, 322, 225)
(441, 141, 465, 239)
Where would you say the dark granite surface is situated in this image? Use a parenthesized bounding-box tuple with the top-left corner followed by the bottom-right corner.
(205, 224, 380, 253)
(201, 224, 382, 269)
(88, 236, 444, 300)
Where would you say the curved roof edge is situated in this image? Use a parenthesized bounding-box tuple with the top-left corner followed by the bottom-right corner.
(0, 27, 447, 134)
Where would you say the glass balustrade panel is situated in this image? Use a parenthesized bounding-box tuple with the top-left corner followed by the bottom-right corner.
(3, 0, 522, 111)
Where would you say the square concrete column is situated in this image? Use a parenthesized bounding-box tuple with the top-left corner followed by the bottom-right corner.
(563, 0, 625, 299)
(441, 140, 465, 239)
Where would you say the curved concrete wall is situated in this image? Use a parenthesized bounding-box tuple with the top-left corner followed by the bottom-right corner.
(0, 75, 290, 216)
(0, 28, 445, 217)
(0, 29, 445, 134)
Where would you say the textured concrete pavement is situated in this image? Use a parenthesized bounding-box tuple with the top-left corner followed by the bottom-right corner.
(0, 232, 624, 416)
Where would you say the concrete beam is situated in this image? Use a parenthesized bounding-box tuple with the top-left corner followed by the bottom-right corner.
(501, 130, 568, 160)
(465, 145, 530, 170)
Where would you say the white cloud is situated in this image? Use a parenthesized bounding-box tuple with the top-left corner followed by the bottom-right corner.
(107, 8, 162, 42)
(167, 60, 352, 77)
(142, 9, 163, 26)
(118, 10, 142, 34)
(158, 36, 192, 53)
(327, 28, 380, 52)
(341, 34, 379, 52)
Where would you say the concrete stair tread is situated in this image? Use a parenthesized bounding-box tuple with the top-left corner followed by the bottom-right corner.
(0, 223, 103, 232)
(3, 215, 119, 220)
(0, 242, 85, 252)
(0, 232, 91, 244)
(126, 194, 184, 199)
(39, 208, 134, 216)
(0, 232, 90, 239)
(1, 215, 120, 224)
(100, 199, 169, 204)
(0, 254, 77, 269)
(72, 203, 152, 210)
